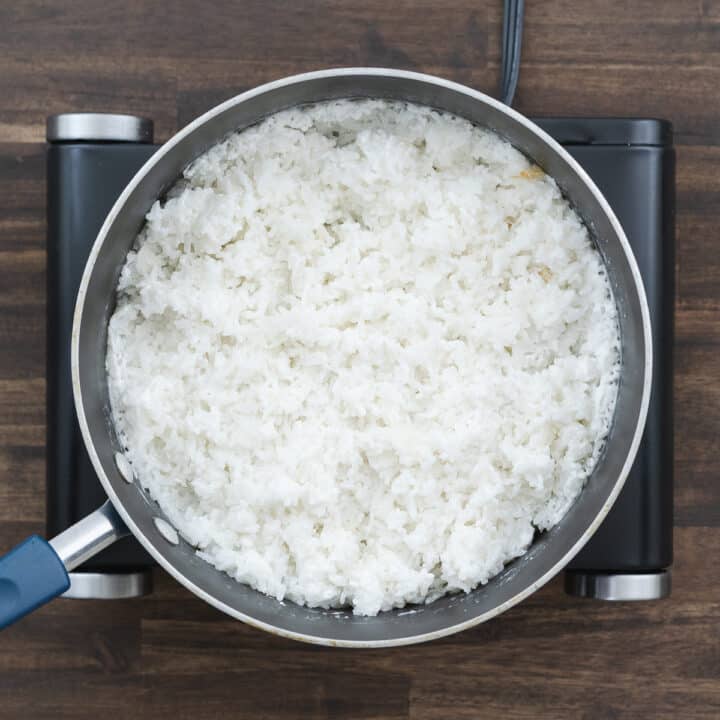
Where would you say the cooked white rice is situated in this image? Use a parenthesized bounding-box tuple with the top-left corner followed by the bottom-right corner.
(106, 100, 620, 616)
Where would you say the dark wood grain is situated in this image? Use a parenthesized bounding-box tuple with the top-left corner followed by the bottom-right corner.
(1, 1, 719, 718)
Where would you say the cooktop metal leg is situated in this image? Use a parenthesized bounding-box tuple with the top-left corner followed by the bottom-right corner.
(62, 570, 153, 599)
(564, 570, 671, 600)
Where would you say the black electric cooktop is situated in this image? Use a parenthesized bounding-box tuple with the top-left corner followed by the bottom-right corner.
(46, 112, 674, 601)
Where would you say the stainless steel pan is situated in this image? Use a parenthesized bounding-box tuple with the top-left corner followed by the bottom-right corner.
(0, 69, 652, 645)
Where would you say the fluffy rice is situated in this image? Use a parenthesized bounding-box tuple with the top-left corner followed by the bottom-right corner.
(106, 100, 620, 616)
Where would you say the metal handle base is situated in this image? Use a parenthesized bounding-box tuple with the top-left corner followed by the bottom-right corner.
(49, 501, 128, 571)
(565, 570, 671, 601)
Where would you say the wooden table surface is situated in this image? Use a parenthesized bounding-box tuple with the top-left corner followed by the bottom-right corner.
(1, 1, 719, 717)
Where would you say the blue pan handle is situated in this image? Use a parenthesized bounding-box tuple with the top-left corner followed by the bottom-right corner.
(0, 501, 128, 630)
(0, 536, 69, 629)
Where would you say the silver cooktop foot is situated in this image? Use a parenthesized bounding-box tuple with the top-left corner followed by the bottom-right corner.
(565, 570, 671, 601)
(62, 570, 153, 599)
(565, 570, 671, 600)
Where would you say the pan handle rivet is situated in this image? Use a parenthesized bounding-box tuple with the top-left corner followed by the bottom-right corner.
(153, 517, 179, 545)
(114, 452, 134, 483)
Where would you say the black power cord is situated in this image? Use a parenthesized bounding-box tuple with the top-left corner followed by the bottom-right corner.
(500, 0, 525, 106)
